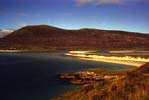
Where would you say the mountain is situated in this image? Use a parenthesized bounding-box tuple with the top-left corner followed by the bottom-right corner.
(0, 25, 149, 50)
(0, 29, 14, 38)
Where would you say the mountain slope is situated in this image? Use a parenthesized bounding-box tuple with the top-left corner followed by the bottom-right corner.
(0, 29, 14, 38)
(53, 63, 149, 100)
(0, 25, 149, 50)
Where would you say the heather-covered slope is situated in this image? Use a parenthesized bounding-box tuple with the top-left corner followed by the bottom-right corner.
(0, 25, 149, 50)
(136, 63, 149, 73)
(53, 63, 149, 100)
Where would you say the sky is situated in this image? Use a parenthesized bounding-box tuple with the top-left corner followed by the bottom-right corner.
(0, 0, 149, 33)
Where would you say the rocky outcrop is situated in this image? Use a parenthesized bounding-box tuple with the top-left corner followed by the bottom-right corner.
(59, 71, 122, 85)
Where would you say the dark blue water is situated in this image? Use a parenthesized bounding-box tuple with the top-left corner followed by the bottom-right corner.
(0, 51, 136, 100)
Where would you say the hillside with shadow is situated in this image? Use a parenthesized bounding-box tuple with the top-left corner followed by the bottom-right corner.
(0, 25, 149, 50)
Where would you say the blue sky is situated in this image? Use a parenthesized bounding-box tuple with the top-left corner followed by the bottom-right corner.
(0, 0, 149, 33)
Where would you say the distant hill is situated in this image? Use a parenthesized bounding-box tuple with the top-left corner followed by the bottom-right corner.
(0, 25, 149, 50)
(0, 29, 14, 38)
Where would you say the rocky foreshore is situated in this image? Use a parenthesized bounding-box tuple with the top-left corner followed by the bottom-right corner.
(59, 71, 123, 85)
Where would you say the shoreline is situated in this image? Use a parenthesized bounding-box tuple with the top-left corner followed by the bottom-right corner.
(0, 50, 30, 52)
(0, 50, 53, 52)
(78, 57, 145, 67)
(59, 70, 125, 85)
(66, 52, 149, 67)
(0, 50, 148, 67)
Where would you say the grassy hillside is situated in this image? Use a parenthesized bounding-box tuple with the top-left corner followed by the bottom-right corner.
(0, 25, 149, 50)
(53, 63, 149, 100)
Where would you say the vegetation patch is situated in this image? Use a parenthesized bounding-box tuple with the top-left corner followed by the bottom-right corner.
(53, 63, 149, 100)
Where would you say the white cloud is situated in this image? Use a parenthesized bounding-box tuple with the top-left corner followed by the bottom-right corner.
(76, 0, 123, 5)
(76, 0, 94, 5)
(20, 23, 28, 27)
(96, 0, 122, 5)
(75, 0, 149, 6)
(16, 13, 29, 17)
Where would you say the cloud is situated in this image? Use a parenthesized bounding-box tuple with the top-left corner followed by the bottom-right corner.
(75, 0, 149, 6)
(76, 0, 94, 5)
(16, 13, 29, 17)
(64, 12, 74, 16)
(20, 22, 28, 27)
(76, 0, 123, 6)
(96, 0, 122, 5)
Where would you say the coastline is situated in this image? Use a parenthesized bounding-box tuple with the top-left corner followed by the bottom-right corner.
(0, 50, 29, 52)
(66, 51, 149, 67)
(77, 57, 145, 67)
(0, 50, 148, 67)
(0, 49, 56, 53)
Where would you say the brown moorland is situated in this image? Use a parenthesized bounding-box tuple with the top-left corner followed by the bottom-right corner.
(53, 63, 149, 100)
(0, 25, 149, 50)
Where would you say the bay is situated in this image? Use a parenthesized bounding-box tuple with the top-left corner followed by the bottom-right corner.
(0, 51, 135, 100)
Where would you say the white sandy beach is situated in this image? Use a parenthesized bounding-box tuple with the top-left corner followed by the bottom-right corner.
(66, 51, 149, 67)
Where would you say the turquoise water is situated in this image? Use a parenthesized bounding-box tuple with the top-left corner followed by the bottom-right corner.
(0, 51, 135, 100)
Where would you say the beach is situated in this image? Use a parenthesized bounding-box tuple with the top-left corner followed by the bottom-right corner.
(0, 50, 28, 52)
(66, 51, 149, 67)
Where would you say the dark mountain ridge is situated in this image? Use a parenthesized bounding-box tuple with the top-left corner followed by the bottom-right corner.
(0, 25, 149, 50)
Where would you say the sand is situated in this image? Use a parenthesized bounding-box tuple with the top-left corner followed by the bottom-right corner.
(66, 52, 149, 67)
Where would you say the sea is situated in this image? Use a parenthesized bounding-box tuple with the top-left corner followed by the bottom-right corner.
(0, 51, 136, 100)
